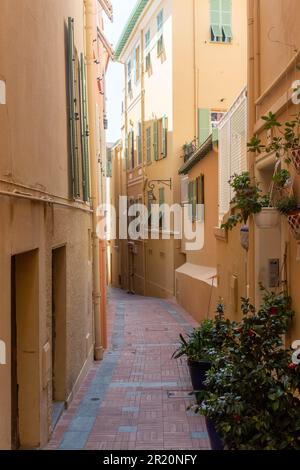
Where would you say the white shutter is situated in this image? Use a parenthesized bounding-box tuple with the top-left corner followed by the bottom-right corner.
(218, 88, 247, 223)
(218, 118, 231, 222)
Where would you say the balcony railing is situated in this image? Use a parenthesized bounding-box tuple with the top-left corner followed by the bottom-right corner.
(182, 139, 198, 162)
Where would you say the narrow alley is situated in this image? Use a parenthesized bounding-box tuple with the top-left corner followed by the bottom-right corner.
(46, 289, 210, 451)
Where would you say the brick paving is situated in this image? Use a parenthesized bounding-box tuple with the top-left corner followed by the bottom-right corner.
(45, 288, 210, 450)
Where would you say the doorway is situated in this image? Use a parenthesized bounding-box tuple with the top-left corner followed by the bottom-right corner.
(11, 250, 40, 449)
(51, 246, 67, 429)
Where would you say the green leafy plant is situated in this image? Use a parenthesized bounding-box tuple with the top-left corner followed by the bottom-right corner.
(247, 112, 300, 162)
(276, 196, 298, 215)
(272, 169, 291, 188)
(195, 290, 300, 450)
(221, 172, 263, 230)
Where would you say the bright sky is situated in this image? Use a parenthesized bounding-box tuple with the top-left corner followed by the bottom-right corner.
(105, 0, 138, 144)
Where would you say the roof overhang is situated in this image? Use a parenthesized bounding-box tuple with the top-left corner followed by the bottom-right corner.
(115, 0, 149, 61)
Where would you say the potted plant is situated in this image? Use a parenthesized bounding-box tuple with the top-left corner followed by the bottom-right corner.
(254, 169, 291, 229)
(247, 111, 300, 174)
(276, 195, 300, 240)
(196, 290, 300, 450)
(221, 172, 262, 247)
(172, 320, 214, 392)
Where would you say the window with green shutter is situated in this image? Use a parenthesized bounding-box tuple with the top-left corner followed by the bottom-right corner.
(106, 147, 112, 178)
(196, 175, 205, 221)
(137, 122, 142, 165)
(125, 134, 129, 170)
(79, 53, 90, 201)
(162, 115, 168, 158)
(146, 126, 152, 163)
(210, 0, 232, 43)
(188, 181, 194, 220)
(198, 108, 211, 145)
(153, 120, 159, 160)
(159, 187, 165, 229)
(67, 17, 80, 199)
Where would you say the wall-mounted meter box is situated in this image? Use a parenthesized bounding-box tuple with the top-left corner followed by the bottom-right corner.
(269, 259, 280, 288)
(0, 80, 6, 104)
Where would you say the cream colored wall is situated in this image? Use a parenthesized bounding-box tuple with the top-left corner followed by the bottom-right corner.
(0, 0, 94, 449)
(248, 0, 300, 343)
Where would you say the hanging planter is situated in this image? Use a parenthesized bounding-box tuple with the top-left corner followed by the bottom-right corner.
(290, 147, 300, 175)
(254, 207, 280, 229)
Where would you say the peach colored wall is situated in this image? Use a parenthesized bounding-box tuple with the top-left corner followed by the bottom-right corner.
(0, 0, 94, 448)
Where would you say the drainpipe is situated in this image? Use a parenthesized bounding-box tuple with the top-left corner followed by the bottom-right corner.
(84, 0, 103, 361)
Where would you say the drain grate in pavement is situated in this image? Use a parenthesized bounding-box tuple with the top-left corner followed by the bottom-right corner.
(167, 390, 193, 399)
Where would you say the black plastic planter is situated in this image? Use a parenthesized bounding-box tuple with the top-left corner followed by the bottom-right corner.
(206, 418, 224, 451)
(187, 359, 211, 392)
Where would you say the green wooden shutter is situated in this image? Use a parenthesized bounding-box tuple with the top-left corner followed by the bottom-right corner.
(67, 17, 80, 198)
(146, 127, 151, 162)
(198, 108, 211, 145)
(210, 0, 222, 39)
(79, 53, 90, 201)
(131, 130, 135, 169)
(125, 134, 129, 170)
(137, 122, 142, 165)
(192, 180, 197, 220)
(188, 181, 193, 220)
(106, 148, 112, 178)
(153, 120, 159, 160)
(162, 115, 168, 158)
(221, 0, 232, 39)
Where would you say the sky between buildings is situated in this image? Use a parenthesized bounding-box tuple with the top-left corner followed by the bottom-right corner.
(105, 0, 138, 144)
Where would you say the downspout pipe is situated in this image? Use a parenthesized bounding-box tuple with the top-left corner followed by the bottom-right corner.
(84, 0, 104, 361)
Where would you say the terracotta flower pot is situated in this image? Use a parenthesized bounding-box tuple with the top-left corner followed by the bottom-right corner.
(290, 147, 300, 175)
(254, 208, 280, 229)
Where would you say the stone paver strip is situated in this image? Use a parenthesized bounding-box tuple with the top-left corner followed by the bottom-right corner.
(45, 288, 210, 450)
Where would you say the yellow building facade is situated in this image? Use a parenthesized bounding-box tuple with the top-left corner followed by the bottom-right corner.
(112, 0, 247, 305)
(0, 0, 112, 449)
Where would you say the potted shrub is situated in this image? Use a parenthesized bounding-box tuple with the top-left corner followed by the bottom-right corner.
(254, 169, 291, 229)
(196, 290, 300, 450)
(276, 196, 300, 240)
(221, 172, 262, 247)
(172, 320, 214, 392)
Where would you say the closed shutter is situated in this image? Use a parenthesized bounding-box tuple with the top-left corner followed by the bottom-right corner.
(221, 0, 232, 39)
(198, 108, 211, 145)
(79, 53, 90, 201)
(210, 0, 222, 39)
(153, 120, 159, 160)
(218, 119, 231, 221)
(231, 96, 247, 177)
(137, 122, 142, 165)
(106, 148, 112, 178)
(131, 130, 135, 169)
(146, 127, 151, 162)
(188, 181, 193, 220)
(67, 17, 80, 198)
(125, 134, 129, 170)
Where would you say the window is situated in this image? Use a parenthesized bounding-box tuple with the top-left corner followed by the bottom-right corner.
(188, 177, 205, 221)
(153, 120, 159, 161)
(161, 116, 168, 158)
(210, 0, 232, 43)
(198, 108, 211, 145)
(146, 126, 152, 163)
(157, 35, 164, 56)
(157, 10, 163, 32)
(211, 111, 225, 128)
(145, 29, 151, 50)
(159, 187, 165, 229)
(157, 10, 164, 56)
(135, 46, 140, 82)
(127, 59, 132, 94)
(106, 147, 112, 178)
(145, 53, 151, 72)
(137, 122, 142, 165)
